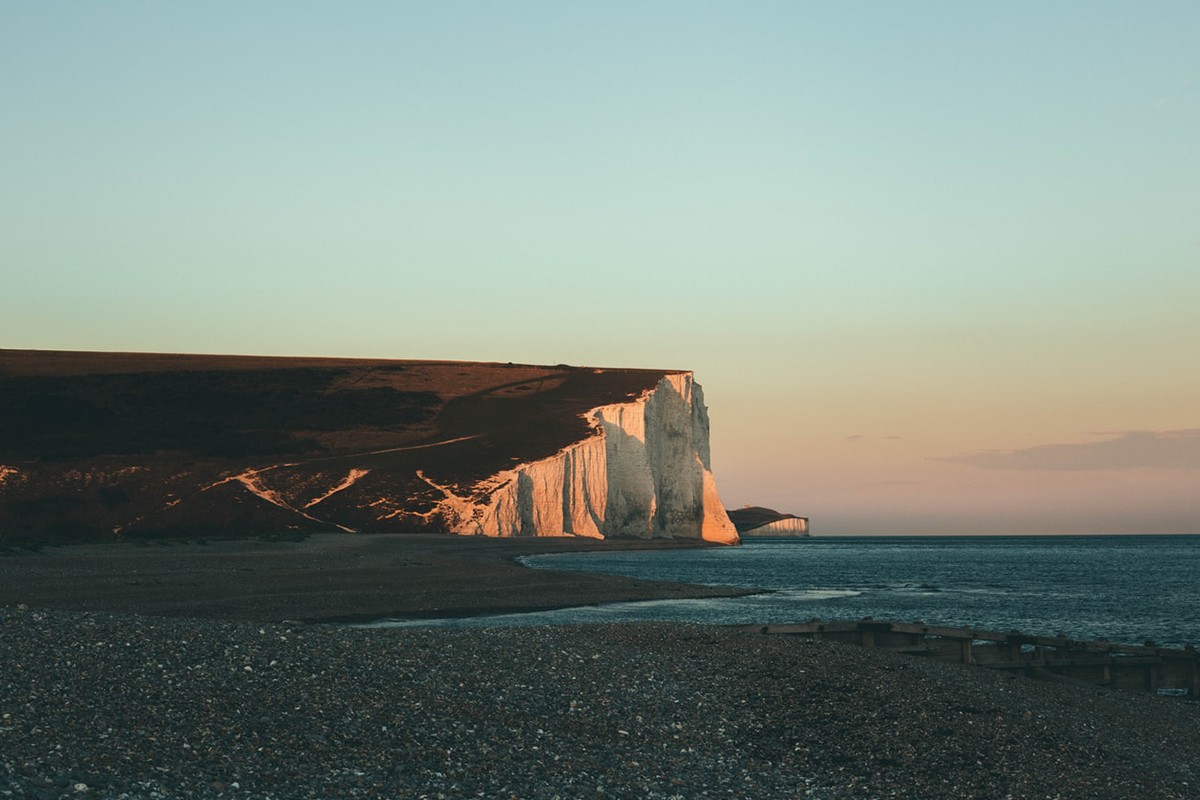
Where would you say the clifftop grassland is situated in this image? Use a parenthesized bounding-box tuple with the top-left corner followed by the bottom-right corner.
(0, 349, 672, 543)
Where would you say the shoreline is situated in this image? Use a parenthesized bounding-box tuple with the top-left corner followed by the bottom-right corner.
(0, 532, 758, 623)
(2, 534, 1200, 797)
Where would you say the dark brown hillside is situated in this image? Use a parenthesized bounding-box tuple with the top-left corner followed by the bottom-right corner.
(0, 349, 676, 543)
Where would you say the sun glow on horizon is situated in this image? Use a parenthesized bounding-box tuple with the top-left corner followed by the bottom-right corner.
(2, 2, 1197, 535)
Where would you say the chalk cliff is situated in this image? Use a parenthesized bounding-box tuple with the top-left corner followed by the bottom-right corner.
(426, 374, 738, 544)
(728, 506, 809, 537)
(0, 351, 739, 544)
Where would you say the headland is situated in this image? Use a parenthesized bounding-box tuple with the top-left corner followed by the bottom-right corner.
(0, 348, 736, 544)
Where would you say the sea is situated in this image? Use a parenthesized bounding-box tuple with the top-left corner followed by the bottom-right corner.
(376, 535, 1200, 649)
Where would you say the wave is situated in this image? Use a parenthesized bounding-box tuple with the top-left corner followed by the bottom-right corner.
(779, 589, 863, 601)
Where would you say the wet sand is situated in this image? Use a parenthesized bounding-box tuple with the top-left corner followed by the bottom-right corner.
(0, 533, 753, 622)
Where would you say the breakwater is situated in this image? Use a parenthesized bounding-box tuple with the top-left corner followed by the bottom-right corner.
(751, 619, 1200, 697)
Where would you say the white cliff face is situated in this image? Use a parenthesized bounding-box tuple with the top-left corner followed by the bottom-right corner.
(432, 373, 739, 544)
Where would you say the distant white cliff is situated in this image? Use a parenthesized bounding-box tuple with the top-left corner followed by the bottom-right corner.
(728, 506, 810, 537)
(427, 373, 739, 544)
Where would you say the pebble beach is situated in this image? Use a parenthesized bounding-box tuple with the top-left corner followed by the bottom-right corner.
(1, 536, 1199, 799)
(3, 605, 1199, 800)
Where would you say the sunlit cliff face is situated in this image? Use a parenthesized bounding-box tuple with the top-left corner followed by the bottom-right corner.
(428, 374, 739, 544)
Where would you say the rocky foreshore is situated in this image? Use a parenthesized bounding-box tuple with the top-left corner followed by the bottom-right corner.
(3, 606, 1198, 800)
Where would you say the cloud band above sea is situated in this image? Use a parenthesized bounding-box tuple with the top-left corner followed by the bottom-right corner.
(942, 429, 1200, 471)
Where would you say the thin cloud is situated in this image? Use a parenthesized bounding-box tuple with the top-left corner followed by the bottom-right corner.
(846, 434, 903, 442)
(943, 429, 1200, 471)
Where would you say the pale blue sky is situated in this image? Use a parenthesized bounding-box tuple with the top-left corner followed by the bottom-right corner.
(3, 2, 1198, 532)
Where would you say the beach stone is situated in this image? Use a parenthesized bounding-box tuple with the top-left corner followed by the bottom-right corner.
(1, 608, 1198, 799)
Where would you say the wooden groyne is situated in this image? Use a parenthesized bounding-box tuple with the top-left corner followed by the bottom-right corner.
(747, 620, 1200, 697)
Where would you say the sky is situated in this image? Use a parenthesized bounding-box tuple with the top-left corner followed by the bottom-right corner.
(2, 2, 1197, 534)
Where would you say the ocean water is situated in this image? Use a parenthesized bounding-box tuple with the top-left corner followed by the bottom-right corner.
(378, 536, 1200, 648)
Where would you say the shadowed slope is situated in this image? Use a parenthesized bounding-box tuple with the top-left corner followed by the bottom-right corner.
(0, 350, 680, 542)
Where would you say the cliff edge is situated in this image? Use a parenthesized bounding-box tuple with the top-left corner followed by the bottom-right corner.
(0, 350, 737, 544)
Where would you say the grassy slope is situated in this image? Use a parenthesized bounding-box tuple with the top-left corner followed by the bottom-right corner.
(0, 349, 679, 542)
